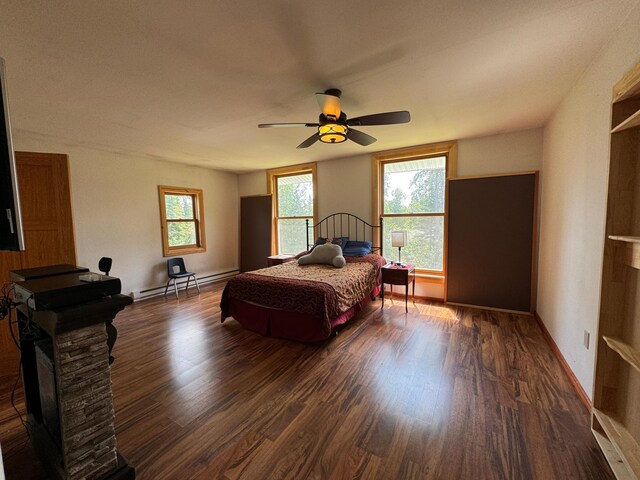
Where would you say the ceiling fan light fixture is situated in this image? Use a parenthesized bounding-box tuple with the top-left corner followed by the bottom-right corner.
(259, 90, 410, 148)
(318, 123, 348, 143)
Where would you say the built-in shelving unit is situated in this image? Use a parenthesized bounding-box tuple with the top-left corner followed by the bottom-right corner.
(593, 60, 640, 479)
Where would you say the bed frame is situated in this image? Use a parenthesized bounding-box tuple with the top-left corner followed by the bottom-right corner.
(306, 213, 383, 256)
(221, 212, 386, 342)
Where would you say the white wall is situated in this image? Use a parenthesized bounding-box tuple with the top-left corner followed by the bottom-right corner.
(13, 136, 239, 296)
(237, 154, 373, 220)
(457, 129, 543, 177)
(538, 5, 640, 398)
(239, 128, 543, 200)
(317, 154, 372, 221)
(239, 128, 544, 299)
(238, 171, 265, 197)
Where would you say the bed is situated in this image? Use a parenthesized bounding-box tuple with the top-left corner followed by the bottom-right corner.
(220, 213, 385, 342)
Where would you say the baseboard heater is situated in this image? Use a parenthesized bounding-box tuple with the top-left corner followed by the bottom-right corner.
(132, 269, 238, 301)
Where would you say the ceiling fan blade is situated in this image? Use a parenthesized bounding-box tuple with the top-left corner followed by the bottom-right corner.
(315, 90, 342, 119)
(348, 129, 377, 146)
(297, 133, 320, 149)
(258, 122, 319, 128)
(347, 111, 411, 126)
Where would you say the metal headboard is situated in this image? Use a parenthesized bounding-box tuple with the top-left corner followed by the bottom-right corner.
(306, 213, 383, 255)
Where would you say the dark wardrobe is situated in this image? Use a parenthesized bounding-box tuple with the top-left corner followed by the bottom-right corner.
(446, 171, 538, 313)
(240, 194, 272, 272)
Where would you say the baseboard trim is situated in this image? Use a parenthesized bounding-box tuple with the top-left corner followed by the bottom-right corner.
(384, 291, 445, 303)
(534, 312, 592, 412)
(447, 301, 533, 316)
(132, 269, 239, 301)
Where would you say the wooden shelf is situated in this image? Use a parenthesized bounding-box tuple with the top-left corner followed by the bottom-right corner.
(614, 63, 640, 102)
(603, 336, 640, 374)
(593, 409, 640, 478)
(609, 236, 640, 269)
(612, 109, 640, 133)
(610, 235, 640, 244)
(592, 428, 634, 480)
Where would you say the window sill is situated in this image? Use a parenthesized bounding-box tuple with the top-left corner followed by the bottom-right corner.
(416, 273, 445, 284)
(163, 246, 206, 257)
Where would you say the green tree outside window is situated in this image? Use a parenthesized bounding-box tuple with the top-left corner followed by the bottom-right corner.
(158, 186, 206, 256)
(382, 157, 446, 271)
(277, 174, 313, 254)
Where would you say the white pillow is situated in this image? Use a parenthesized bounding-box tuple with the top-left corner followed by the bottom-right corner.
(298, 243, 346, 268)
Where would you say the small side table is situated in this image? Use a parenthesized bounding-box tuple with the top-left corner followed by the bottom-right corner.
(381, 263, 416, 312)
(267, 254, 296, 267)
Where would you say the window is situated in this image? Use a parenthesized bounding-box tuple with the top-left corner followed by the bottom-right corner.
(158, 186, 206, 256)
(373, 142, 456, 275)
(267, 163, 317, 255)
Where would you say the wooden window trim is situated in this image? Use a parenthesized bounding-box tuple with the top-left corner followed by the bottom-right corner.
(158, 186, 207, 257)
(266, 163, 318, 255)
(371, 141, 457, 276)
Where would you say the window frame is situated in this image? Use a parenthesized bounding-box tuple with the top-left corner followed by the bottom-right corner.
(158, 185, 206, 257)
(266, 163, 318, 255)
(372, 141, 457, 277)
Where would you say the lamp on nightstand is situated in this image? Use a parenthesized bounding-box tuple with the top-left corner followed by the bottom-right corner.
(391, 231, 407, 264)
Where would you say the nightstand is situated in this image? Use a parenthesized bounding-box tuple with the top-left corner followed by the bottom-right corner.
(267, 254, 296, 267)
(381, 263, 416, 312)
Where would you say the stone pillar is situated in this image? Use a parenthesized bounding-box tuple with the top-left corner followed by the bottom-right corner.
(17, 292, 134, 480)
(54, 322, 118, 480)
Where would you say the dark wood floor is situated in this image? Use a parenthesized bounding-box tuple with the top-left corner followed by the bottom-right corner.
(0, 281, 612, 479)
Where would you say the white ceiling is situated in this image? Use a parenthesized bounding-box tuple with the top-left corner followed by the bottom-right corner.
(0, 0, 637, 173)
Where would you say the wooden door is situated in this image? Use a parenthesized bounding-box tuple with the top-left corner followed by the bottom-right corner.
(0, 152, 76, 377)
(240, 195, 272, 272)
(15, 152, 76, 268)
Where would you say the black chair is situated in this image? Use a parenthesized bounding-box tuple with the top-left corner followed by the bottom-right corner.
(164, 257, 200, 298)
(99, 257, 112, 276)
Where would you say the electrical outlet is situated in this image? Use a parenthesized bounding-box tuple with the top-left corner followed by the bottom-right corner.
(584, 330, 590, 350)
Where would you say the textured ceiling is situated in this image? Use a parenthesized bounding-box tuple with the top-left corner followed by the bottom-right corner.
(0, 0, 637, 172)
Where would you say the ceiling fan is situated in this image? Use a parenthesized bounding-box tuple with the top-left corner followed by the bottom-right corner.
(258, 89, 411, 149)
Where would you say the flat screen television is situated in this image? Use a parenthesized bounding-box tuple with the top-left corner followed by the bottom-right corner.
(0, 57, 24, 251)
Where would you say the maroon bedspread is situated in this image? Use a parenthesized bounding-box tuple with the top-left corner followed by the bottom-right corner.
(220, 254, 385, 337)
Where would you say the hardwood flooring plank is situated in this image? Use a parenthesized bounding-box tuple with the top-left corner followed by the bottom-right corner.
(195, 430, 270, 480)
(0, 281, 614, 479)
(379, 413, 412, 480)
(239, 401, 343, 480)
(357, 404, 396, 458)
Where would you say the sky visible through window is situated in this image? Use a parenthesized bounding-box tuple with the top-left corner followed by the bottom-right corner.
(386, 171, 419, 209)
